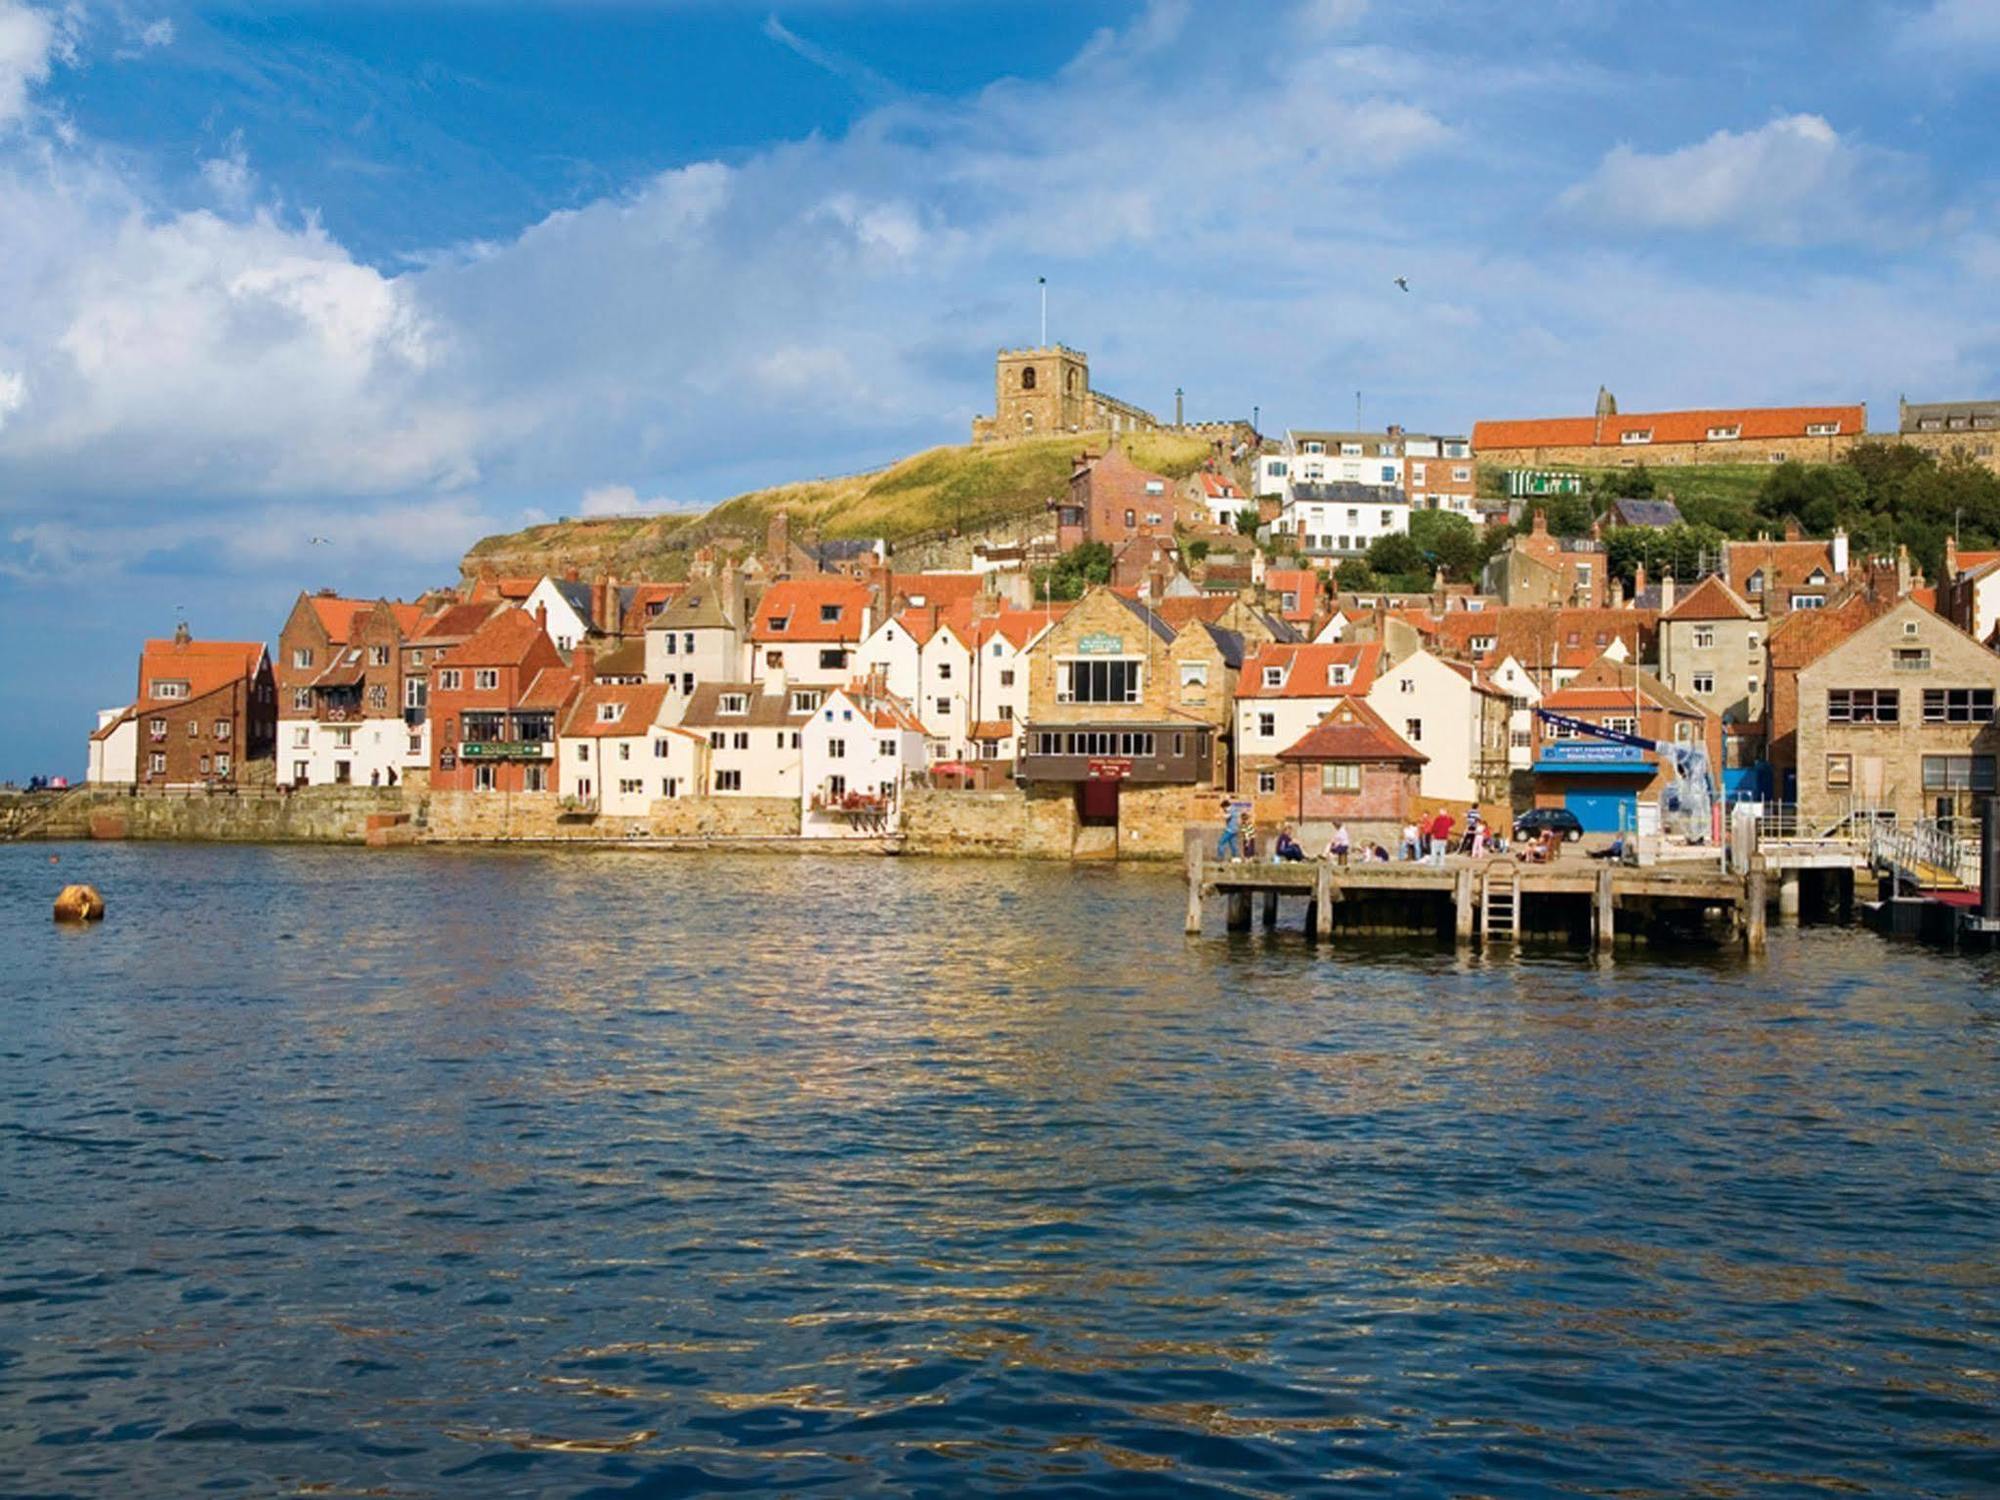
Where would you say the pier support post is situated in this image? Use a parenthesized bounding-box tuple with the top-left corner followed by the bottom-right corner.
(1745, 867, 1768, 954)
(1227, 890, 1252, 932)
(1314, 862, 1334, 944)
(1595, 867, 1616, 953)
(1261, 889, 1279, 929)
(1186, 843, 1204, 935)
(1454, 867, 1475, 946)
(1778, 869, 1801, 926)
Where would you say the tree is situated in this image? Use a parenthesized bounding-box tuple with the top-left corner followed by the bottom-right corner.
(1407, 509, 1483, 581)
(1235, 506, 1261, 537)
(1366, 531, 1428, 579)
(1333, 557, 1378, 592)
(1184, 538, 1210, 565)
(1603, 522, 1729, 586)
(1757, 461, 1866, 536)
(1030, 541, 1113, 602)
(1512, 493, 1596, 539)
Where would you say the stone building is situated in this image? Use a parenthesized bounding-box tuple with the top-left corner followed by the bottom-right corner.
(1898, 397, 2000, 474)
(1722, 525, 1852, 618)
(1657, 575, 1764, 769)
(1481, 511, 1610, 609)
(971, 346, 1159, 443)
(1474, 391, 1865, 470)
(1017, 586, 1219, 856)
(1794, 599, 2000, 829)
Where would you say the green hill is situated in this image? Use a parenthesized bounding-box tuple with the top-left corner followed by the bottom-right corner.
(462, 430, 1219, 581)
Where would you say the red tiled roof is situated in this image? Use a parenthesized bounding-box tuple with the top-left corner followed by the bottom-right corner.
(1264, 568, 1321, 623)
(308, 596, 372, 643)
(388, 602, 425, 634)
(414, 602, 506, 641)
(752, 578, 872, 643)
(892, 572, 984, 610)
(838, 683, 925, 734)
(517, 667, 581, 711)
(969, 720, 1013, 741)
(1237, 642, 1382, 699)
(1722, 538, 1840, 598)
(1200, 472, 1242, 498)
(139, 638, 266, 700)
(1765, 595, 1885, 669)
(1431, 607, 1656, 673)
(1277, 697, 1425, 765)
(970, 607, 1067, 650)
(1474, 404, 1864, 451)
(1665, 575, 1756, 622)
(563, 683, 672, 738)
(452, 607, 555, 668)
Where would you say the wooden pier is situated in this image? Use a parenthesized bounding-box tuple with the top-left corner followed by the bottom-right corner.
(1185, 845, 1764, 954)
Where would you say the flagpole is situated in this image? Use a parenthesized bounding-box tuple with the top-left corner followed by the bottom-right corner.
(1039, 276, 1047, 346)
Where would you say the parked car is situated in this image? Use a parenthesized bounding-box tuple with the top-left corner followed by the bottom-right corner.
(1513, 807, 1584, 843)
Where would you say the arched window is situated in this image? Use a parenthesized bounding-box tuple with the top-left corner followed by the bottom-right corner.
(1066, 368, 1078, 393)
(1022, 412, 1035, 431)
(1020, 366, 1037, 390)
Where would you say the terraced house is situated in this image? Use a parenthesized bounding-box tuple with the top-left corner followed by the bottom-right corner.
(426, 608, 578, 794)
(276, 590, 426, 787)
(89, 626, 275, 788)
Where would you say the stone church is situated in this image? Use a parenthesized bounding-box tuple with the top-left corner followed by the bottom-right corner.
(972, 345, 1160, 443)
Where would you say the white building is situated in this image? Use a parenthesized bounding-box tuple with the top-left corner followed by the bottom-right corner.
(1364, 646, 1502, 805)
(681, 678, 815, 798)
(1485, 655, 1543, 770)
(521, 576, 601, 653)
(556, 683, 706, 818)
(1233, 642, 1384, 790)
(87, 709, 138, 785)
(1278, 482, 1412, 559)
(800, 682, 928, 837)
(283, 708, 418, 788)
(748, 578, 875, 690)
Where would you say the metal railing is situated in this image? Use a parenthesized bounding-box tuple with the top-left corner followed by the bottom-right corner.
(1869, 819, 1979, 889)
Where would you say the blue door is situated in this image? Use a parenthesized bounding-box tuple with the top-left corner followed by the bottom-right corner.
(1564, 789, 1632, 833)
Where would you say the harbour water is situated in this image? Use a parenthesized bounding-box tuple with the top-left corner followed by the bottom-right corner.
(3, 843, 1998, 1497)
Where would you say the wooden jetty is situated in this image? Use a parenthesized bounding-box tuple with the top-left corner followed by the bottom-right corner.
(1185, 845, 1764, 954)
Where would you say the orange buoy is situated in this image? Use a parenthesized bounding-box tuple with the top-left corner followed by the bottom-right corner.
(53, 884, 105, 923)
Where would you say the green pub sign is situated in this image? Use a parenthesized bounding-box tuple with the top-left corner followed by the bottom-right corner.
(1076, 632, 1126, 655)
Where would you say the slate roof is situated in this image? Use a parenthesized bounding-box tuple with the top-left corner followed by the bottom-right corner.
(1608, 497, 1684, 528)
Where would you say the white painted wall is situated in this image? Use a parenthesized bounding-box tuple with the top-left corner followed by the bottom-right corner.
(1365, 648, 1478, 803)
(88, 713, 137, 784)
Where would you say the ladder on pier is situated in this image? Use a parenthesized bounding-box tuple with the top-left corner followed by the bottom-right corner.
(1481, 862, 1518, 942)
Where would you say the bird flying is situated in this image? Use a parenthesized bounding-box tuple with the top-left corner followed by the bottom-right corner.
(309, 536, 331, 545)
(1393, 276, 1410, 292)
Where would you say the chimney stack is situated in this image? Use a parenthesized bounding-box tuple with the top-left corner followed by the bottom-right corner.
(1634, 561, 1648, 601)
(535, 602, 549, 633)
(1834, 527, 1851, 578)
(1660, 571, 1675, 615)
(573, 642, 595, 683)
(1784, 518, 1803, 543)
(173, 620, 192, 645)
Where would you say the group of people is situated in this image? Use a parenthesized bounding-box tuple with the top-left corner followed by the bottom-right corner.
(1215, 800, 1504, 867)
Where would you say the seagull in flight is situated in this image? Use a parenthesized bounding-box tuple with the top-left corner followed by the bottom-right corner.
(1393, 276, 1410, 293)
(309, 535, 331, 546)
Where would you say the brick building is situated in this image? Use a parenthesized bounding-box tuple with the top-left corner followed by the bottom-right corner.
(94, 626, 275, 788)
(276, 591, 426, 786)
(427, 608, 579, 794)
(1054, 447, 1188, 550)
(1273, 697, 1426, 844)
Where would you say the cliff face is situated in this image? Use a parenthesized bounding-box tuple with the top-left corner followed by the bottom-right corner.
(460, 432, 1223, 581)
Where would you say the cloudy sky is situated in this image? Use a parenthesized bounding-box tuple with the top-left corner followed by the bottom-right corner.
(2, 0, 1997, 777)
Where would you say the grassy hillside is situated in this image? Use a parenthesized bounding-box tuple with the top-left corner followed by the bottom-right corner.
(462, 431, 1218, 581)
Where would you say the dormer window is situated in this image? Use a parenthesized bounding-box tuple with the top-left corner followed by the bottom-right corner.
(1706, 425, 1740, 441)
(1805, 568, 1827, 586)
(1303, 441, 1324, 455)
(720, 693, 747, 715)
(1471, 635, 1497, 654)
(1263, 666, 1285, 689)
(1746, 570, 1765, 594)
(1806, 422, 1840, 436)
(1144, 481, 1164, 496)
(767, 615, 789, 632)
(1328, 665, 1349, 686)
(152, 679, 189, 700)
(819, 604, 842, 623)
(792, 691, 822, 714)
(597, 703, 621, 723)
(1621, 429, 1653, 444)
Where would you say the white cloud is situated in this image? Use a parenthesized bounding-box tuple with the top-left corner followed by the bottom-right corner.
(577, 484, 684, 518)
(198, 131, 254, 211)
(1558, 113, 1924, 247)
(1901, 0, 2000, 54)
(0, 0, 65, 129)
(137, 17, 172, 49)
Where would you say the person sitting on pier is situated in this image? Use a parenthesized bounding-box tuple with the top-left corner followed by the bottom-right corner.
(1368, 842, 1392, 862)
(1520, 827, 1560, 864)
(1274, 826, 1307, 863)
(1325, 821, 1352, 867)
(1589, 831, 1628, 862)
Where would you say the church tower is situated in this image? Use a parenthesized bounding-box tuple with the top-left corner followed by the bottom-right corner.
(991, 346, 1090, 439)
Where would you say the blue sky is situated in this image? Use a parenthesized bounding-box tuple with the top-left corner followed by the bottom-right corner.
(1, 0, 1997, 778)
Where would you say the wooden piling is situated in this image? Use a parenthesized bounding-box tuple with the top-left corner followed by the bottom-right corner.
(1314, 861, 1333, 943)
(1745, 866, 1767, 954)
(1595, 866, 1616, 952)
(1453, 868, 1475, 945)
(1261, 889, 1278, 929)
(1227, 890, 1252, 931)
(1186, 842, 1204, 935)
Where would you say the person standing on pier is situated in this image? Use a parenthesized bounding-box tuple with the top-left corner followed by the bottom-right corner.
(1327, 821, 1351, 867)
(1400, 819, 1420, 862)
(1217, 797, 1246, 862)
(1428, 808, 1454, 866)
